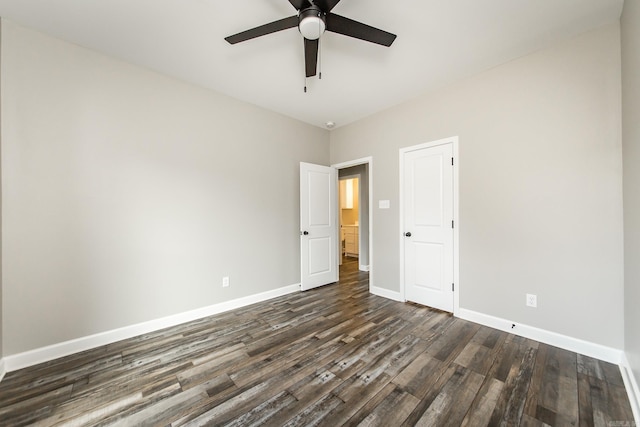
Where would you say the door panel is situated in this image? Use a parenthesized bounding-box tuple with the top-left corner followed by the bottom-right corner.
(300, 162, 338, 290)
(414, 242, 444, 290)
(413, 155, 444, 227)
(308, 171, 331, 226)
(308, 237, 331, 275)
(403, 143, 454, 312)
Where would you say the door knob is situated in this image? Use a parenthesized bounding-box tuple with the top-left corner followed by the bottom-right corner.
(405, 232, 412, 237)
(301, 231, 309, 235)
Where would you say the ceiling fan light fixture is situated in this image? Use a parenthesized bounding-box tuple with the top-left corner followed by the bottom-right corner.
(298, 8, 326, 40)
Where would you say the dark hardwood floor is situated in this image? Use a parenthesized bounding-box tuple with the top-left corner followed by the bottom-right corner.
(0, 257, 634, 426)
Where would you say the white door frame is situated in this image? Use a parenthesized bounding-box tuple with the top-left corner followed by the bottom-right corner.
(399, 137, 460, 315)
(332, 157, 374, 289)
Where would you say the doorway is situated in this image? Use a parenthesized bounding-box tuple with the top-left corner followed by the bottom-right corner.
(299, 158, 373, 291)
(333, 158, 372, 286)
(339, 175, 360, 263)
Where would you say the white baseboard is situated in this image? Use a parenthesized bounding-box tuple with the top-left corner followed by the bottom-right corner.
(621, 353, 640, 424)
(0, 358, 6, 382)
(458, 308, 638, 422)
(457, 308, 623, 365)
(3, 283, 300, 373)
(370, 286, 403, 302)
(359, 264, 370, 272)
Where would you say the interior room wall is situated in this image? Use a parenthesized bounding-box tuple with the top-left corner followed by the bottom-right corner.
(0, 20, 329, 356)
(0, 18, 3, 362)
(330, 24, 623, 349)
(621, 0, 640, 392)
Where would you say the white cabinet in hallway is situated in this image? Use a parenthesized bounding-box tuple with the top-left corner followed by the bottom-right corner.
(342, 225, 359, 257)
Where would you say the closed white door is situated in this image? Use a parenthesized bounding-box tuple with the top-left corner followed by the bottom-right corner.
(402, 143, 454, 312)
(300, 162, 338, 291)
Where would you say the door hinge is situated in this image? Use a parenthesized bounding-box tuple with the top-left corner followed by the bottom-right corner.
(452, 283, 455, 292)
(452, 220, 454, 229)
(452, 157, 454, 166)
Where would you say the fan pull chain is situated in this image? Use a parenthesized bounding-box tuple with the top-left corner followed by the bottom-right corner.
(318, 17, 322, 79)
(302, 38, 307, 93)
(318, 40, 322, 80)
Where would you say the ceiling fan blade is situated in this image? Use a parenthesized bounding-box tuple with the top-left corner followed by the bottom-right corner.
(225, 15, 298, 44)
(314, 0, 341, 12)
(304, 38, 319, 77)
(326, 13, 397, 47)
(289, 0, 312, 10)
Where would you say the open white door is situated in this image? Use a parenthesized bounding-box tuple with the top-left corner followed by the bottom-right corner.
(402, 142, 454, 312)
(300, 162, 338, 291)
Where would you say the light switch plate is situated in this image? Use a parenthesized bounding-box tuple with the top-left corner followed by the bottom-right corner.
(379, 200, 390, 209)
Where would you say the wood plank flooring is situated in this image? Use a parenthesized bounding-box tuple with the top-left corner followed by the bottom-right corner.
(0, 257, 634, 426)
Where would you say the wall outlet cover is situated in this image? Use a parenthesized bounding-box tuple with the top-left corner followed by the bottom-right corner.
(526, 294, 537, 308)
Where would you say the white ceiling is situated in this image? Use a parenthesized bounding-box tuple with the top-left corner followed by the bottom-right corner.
(0, 0, 624, 129)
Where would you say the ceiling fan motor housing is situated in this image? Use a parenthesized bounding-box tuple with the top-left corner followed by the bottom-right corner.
(298, 5, 326, 40)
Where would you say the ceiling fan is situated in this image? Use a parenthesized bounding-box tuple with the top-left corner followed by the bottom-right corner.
(225, 0, 397, 82)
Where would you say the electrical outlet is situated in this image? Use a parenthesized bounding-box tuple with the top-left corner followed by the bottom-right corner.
(526, 293, 537, 308)
(222, 276, 230, 288)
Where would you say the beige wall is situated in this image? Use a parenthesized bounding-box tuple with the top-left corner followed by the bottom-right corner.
(0, 19, 3, 360)
(0, 13, 630, 363)
(0, 21, 329, 355)
(330, 24, 624, 348)
(622, 0, 640, 389)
